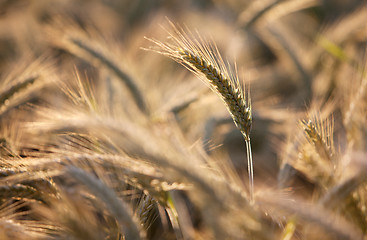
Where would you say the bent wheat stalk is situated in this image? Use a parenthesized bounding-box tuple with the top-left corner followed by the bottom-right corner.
(146, 22, 254, 202)
(67, 166, 145, 240)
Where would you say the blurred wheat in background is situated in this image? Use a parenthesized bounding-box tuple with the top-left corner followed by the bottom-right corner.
(0, 0, 366, 239)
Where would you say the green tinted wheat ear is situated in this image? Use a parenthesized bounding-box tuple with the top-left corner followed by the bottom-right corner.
(145, 22, 254, 202)
(301, 117, 334, 163)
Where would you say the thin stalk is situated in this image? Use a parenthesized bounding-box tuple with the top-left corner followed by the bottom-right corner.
(166, 193, 183, 240)
(246, 139, 254, 204)
(68, 38, 148, 113)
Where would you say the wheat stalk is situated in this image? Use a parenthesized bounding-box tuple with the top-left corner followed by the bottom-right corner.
(68, 37, 148, 113)
(145, 22, 254, 202)
(45, 23, 148, 114)
(67, 166, 145, 240)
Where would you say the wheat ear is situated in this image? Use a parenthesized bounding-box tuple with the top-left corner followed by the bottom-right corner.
(301, 116, 334, 163)
(145, 22, 253, 202)
(0, 76, 38, 107)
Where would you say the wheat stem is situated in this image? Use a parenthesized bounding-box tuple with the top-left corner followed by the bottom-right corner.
(67, 166, 145, 240)
(246, 139, 254, 203)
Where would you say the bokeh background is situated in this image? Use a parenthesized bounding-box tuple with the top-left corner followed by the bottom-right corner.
(1, 0, 367, 201)
(0, 0, 367, 239)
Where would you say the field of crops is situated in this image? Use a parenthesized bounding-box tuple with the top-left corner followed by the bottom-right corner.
(0, 0, 366, 239)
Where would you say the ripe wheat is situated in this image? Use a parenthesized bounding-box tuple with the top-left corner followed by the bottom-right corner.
(146, 22, 254, 202)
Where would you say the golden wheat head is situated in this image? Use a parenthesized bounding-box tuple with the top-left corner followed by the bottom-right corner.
(145, 21, 254, 202)
(145, 22, 252, 141)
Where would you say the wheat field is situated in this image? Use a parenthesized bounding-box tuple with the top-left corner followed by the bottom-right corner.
(0, 0, 366, 239)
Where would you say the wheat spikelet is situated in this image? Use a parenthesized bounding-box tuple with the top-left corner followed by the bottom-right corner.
(135, 194, 158, 229)
(283, 115, 335, 188)
(145, 21, 254, 202)
(301, 117, 334, 163)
